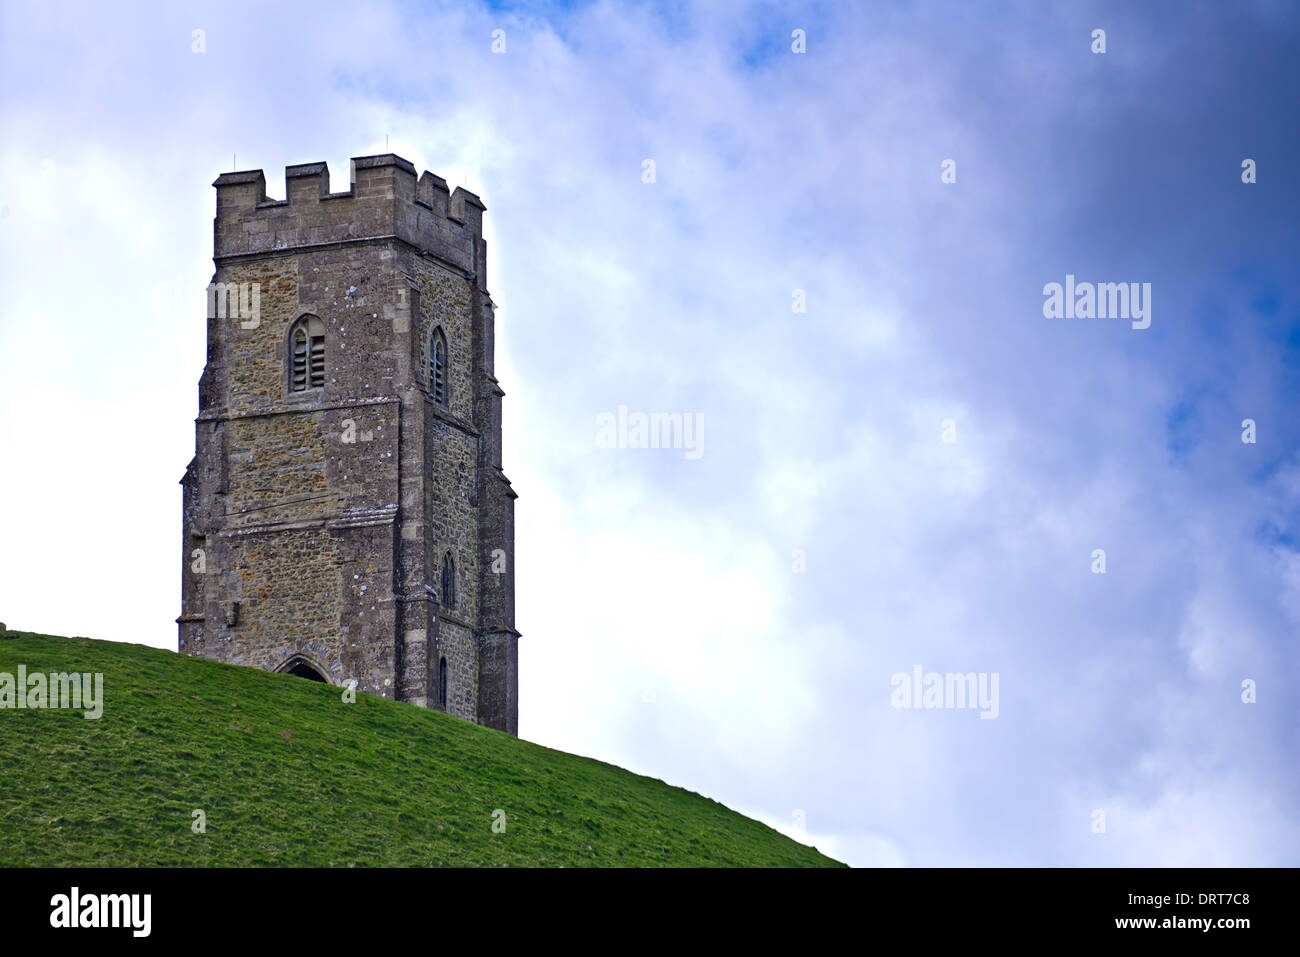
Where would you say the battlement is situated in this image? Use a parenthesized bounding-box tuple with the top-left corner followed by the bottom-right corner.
(213, 153, 486, 285)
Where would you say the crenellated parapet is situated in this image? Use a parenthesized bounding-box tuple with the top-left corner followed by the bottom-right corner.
(213, 153, 487, 288)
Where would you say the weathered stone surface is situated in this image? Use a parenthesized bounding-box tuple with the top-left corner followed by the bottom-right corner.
(179, 153, 519, 733)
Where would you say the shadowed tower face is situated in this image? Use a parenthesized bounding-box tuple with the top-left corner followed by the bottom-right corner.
(177, 154, 519, 734)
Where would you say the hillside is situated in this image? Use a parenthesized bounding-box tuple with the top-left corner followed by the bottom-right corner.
(0, 630, 842, 867)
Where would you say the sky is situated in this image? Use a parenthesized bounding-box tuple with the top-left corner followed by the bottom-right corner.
(1, 0, 1298, 867)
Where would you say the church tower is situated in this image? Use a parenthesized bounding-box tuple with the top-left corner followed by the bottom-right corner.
(177, 153, 519, 734)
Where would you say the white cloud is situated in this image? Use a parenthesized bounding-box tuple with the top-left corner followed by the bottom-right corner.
(1, 0, 1297, 866)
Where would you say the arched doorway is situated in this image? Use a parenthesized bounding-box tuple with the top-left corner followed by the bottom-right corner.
(276, 654, 330, 684)
(286, 661, 327, 682)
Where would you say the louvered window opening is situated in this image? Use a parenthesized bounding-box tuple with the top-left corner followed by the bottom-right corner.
(290, 316, 325, 392)
(429, 329, 447, 405)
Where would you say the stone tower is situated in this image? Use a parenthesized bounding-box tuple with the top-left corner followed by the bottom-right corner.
(177, 153, 519, 734)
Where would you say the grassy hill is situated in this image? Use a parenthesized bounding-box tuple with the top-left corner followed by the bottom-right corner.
(0, 630, 841, 867)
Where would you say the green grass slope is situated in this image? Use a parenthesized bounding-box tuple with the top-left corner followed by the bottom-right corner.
(0, 630, 842, 867)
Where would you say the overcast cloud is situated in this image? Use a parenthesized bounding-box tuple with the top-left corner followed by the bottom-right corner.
(1, 0, 1297, 866)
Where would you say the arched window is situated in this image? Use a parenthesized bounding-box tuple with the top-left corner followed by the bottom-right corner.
(438, 656, 448, 711)
(428, 327, 447, 405)
(289, 315, 325, 392)
(441, 551, 455, 607)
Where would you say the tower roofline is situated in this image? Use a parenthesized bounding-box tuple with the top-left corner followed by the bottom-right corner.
(212, 154, 487, 286)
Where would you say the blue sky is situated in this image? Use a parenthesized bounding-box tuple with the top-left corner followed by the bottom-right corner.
(1, 0, 1297, 866)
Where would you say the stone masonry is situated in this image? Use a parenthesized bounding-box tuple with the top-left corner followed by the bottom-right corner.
(177, 153, 519, 734)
